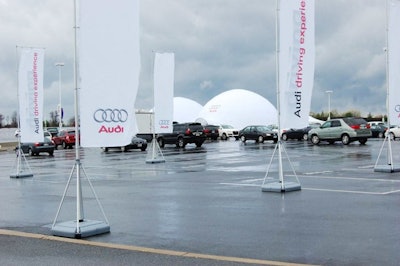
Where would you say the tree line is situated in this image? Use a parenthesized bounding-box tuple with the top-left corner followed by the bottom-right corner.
(310, 109, 386, 123)
(0, 111, 75, 128)
(0, 109, 387, 128)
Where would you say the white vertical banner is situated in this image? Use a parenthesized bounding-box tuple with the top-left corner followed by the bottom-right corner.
(79, 0, 140, 147)
(388, 0, 400, 125)
(18, 48, 45, 143)
(153, 53, 175, 133)
(279, 0, 315, 129)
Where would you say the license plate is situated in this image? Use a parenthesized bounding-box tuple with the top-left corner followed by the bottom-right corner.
(194, 132, 201, 136)
(137, 144, 142, 147)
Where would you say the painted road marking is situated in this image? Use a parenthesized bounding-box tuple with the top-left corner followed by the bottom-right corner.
(0, 229, 318, 266)
(220, 174, 400, 195)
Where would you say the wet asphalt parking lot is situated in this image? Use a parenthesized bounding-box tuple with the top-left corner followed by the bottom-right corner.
(0, 138, 399, 265)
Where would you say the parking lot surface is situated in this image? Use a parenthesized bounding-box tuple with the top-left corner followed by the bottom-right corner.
(0, 139, 399, 265)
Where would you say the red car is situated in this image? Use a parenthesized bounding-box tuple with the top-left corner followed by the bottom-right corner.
(52, 129, 76, 149)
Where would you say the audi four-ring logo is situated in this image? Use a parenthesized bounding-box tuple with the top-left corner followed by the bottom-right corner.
(93, 108, 128, 123)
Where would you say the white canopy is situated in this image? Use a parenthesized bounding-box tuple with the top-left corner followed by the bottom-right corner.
(196, 89, 277, 129)
(173, 97, 203, 123)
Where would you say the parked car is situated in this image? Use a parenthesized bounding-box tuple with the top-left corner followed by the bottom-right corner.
(103, 136, 147, 152)
(218, 124, 240, 140)
(46, 127, 59, 137)
(281, 124, 319, 141)
(267, 124, 279, 133)
(52, 129, 76, 149)
(239, 125, 278, 143)
(203, 125, 219, 140)
(308, 117, 371, 145)
(370, 124, 387, 138)
(367, 121, 385, 127)
(16, 131, 55, 156)
(386, 125, 400, 140)
(157, 122, 206, 148)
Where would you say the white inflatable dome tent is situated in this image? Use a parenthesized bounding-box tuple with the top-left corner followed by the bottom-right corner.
(196, 89, 278, 129)
(173, 97, 203, 123)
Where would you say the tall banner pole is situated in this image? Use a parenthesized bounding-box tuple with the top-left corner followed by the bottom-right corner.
(262, 0, 315, 192)
(374, 0, 400, 172)
(146, 52, 175, 163)
(52, 0, 111, 238)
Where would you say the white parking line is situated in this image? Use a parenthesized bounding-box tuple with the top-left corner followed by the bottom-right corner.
(220, 174, 400, 195)
(303, 170, 333, 175)
(302, 187, 400, 195)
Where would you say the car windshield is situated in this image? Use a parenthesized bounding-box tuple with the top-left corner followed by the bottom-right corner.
(221, 125, 233, 129)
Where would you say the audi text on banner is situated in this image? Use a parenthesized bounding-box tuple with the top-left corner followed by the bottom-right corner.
(18, 47, 45, 143)
(153, 53, 175, 134)
(279, 0, 315, 130)
(78, 0, 140, 147)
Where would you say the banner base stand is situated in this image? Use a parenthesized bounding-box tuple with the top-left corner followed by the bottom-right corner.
(52, 220, 110, 239)
(145, 138, 165, 164)
(374, 164, 400, 173)
(10, 173, 34, 178)
(146, 158, 165, 164)
(261, 142, 302, 193)
(262, 181, 301, 193)
(10, 147, 34, 179)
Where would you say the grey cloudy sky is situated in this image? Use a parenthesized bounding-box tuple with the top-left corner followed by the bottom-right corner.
(0, 0, 387, 123)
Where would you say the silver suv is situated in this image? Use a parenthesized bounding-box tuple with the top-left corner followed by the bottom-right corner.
(308, 118, 372, 145)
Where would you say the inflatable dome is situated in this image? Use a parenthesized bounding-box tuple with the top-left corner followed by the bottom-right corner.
(173, 97, 203, 123)
(196, 89, 277, 129)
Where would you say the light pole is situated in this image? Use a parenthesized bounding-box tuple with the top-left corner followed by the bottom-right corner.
(325, 90, 333, 120)
(55, 62, 65, 130)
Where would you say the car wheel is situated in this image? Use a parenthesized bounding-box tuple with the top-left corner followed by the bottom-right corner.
(104, 147, 109, 152)
(49, 151, 54, 156)
(359, 138, 368, 145)
(341, 134, 350, 145)
(221, 133, 227, 140)
(177, 137, 185, 148)
(140, 146, 146, 151)
(62, 141, 67, 149)
(390, 132, 395, 140)
(378, 132, 384, 138)
(157, 138, 165, 148)
(311, 135, 320, 145)
(195, 142, 203, 147)
(302, 133, 308, 141)
(281, 134, 288, 141)
(121, 146, 127, 152)
(257, 135, 264, 143)
(240, 135, 246, 143)
(28, 148, 35, 156)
